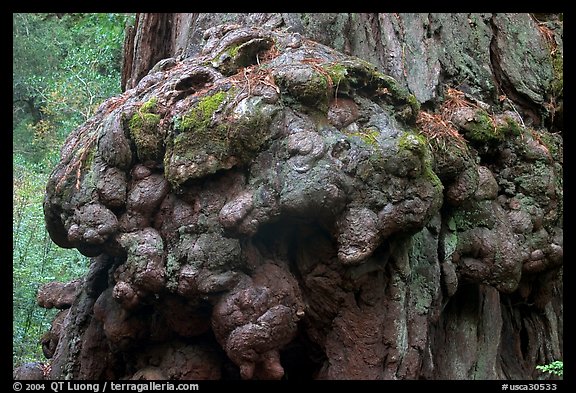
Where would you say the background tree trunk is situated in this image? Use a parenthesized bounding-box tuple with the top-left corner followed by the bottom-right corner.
(121, 13, 562, 131)
(22, 13, 562, 381)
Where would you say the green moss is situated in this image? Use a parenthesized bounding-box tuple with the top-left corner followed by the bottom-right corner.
(276, 68, 330, 111)
(175, 90, 228, 133)
(211, 43, 243, 74)
(322, 58, 421, 122)
(465, 111, 501, 142)
(374, 72, 407, 98)
(406, 93, 421, 116)
(173, 89, 272, 163)
(452, 201, 495, 231)
(398, 131, 428, 157)
(358, 65, 419, 121)
(322, 59, 387, 94)
(128, 97, 163, 162)
(346, 127, 380, 147)
(427, 133, 473, 181)
(229, 106, 275, 162)
(171, 123, 229, 161)
(551, 54, 563, 97)
(342, 127, 386, 181)
(398, 131, 443, 191)
(324, 63, 350, 93)
(129, 112, 161, 132)
(464, 110, 522, 143)
(372, 71, 420, 118)
(140, 97, 158, 113)
(212, 38, 274, 75)
(423, 163, 443, 191)
(537, 130, 562, 159)
(313, 72, 329, 88)
(165, 90, 233, 185)
(502, 116, 523, 136)
(324, 63, 347, 82)
(165, 88, 278, 187)
(228, 44, 240, 59)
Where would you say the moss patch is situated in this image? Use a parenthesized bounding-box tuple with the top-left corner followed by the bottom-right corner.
(464, 111, 501, 142)
(537, 130, 562, 160)
(211, 43, 242, 75)
(463, 110, 521, 144)
(322, 59, 420, 123)
(345, 127, 380, 147)
(452, 200, 495, 231)
(174, 91, 230, 156)
(172, 90, 273, 162)
(165, 90, 231, 183)
(551, 54, 563, 98)
(228, 101, 276, 162)
(423, 162, 443, 192)
(165, 88, 278, 187)
(398, 131, 428, 158)
(212, 37, 275, 76)
(323, 63, 350, 93)
(128, 97, 163, 162)
(502, 116, 523, 136)
(275, 66, 331, 111)
(140, 97, 158, 113)
(396, 131, 443, 192)
(175, 91, 228, 134)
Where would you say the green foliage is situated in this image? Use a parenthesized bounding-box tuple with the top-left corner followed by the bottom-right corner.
(13, 13, 133, 369)
(13, 155, 90, 368)
(13, 13, 133, 165)
(536, 361, 563, 377)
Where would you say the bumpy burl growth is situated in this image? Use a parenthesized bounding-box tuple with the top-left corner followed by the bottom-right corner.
(37, 23, 562, 381)
(165, 89, 233, 185)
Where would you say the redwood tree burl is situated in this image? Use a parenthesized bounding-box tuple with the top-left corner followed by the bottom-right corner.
(27, 13, 562, 380)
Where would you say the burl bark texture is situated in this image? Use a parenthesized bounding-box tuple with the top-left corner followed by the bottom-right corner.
(32, 13, 562, 380)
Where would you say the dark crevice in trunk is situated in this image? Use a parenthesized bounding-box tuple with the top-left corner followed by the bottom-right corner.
(280, 329, 326, 380)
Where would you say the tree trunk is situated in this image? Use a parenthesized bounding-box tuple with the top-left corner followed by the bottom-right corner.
(22, 13, 562, 381)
